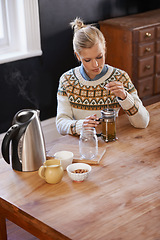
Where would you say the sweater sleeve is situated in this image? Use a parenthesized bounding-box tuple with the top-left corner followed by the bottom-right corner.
(116, 70, 150, 128)
(117, 90, 150, 128)
(56, 74, 84, 135)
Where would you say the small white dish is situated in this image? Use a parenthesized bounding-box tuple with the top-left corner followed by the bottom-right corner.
(54, 151, 73, 170)
(66, 163, 91, 182)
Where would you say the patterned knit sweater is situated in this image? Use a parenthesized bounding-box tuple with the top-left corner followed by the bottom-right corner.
(56, 64, 150, 135)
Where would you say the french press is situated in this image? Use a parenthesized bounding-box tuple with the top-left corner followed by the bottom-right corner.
(101, 108, 117, 142)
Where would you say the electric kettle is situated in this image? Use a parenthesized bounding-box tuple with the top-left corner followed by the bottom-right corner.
(1, 109, 46, 171)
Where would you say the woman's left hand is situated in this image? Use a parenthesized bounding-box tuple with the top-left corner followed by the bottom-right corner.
(105, 82, 127, 100)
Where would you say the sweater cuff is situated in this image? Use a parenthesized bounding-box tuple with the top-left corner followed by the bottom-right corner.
(76, 119, 84, 135)
(117, 92, 139, 116)
(117, 91, 134, 110)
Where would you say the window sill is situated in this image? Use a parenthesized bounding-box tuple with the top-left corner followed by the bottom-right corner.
(0, 50, 42, 64)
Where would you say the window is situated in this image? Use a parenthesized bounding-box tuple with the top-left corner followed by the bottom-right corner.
(0, 0, 42, 64)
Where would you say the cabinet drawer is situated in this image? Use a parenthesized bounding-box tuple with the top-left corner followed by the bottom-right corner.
(139, 27, 155, 42)
(155, 54, 160, 73)
(154, 75, 160, 94)
(156, 26, 160, 38)
(156, 41, 160, 52)
(138, 56, 154, 78)
(138, 42, 154, 57)
(138, 76, 153, 98)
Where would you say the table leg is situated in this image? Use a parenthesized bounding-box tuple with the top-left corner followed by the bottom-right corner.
(0, 215, 7, 240)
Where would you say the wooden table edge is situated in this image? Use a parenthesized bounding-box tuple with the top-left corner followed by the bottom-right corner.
(0, 198, 71, 240)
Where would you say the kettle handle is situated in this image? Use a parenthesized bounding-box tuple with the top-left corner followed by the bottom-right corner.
(1, 124, 20, 164)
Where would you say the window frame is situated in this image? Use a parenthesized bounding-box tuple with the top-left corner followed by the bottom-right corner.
(0, 0, 9, 47)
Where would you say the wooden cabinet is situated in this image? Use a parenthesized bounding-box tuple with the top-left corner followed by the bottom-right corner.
(99, 9, 160, 106)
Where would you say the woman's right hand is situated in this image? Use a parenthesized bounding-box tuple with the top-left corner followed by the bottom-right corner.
(83, 114, 100, 128)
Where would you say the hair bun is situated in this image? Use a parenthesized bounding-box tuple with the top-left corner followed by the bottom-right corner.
(70, 17, 85, 32)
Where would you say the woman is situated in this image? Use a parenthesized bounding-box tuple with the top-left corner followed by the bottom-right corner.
(56, 17, 150, 136)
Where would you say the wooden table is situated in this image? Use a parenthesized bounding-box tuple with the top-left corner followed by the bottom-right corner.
(0, 102, 160, 240)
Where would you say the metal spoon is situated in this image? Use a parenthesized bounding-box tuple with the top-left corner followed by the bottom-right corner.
(104, 86, 109, 109)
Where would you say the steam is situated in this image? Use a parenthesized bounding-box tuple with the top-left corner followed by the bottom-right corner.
(5, 68, 38, 108)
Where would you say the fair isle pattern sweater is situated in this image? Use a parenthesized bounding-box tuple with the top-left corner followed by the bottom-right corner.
(56, 65, 150, 135)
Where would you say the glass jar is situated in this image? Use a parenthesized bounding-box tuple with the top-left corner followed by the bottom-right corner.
(79, 127, 98, 160)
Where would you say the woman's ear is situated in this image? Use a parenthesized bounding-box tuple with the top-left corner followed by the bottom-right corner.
(75, 52, 81, 62)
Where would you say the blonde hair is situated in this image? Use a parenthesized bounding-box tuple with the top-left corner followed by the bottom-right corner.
(70, 17, 106, 54)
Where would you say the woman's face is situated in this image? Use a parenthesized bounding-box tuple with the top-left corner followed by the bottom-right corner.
(76, 41, 106, 79)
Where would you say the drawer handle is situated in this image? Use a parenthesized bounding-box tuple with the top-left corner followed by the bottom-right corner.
(145, 65, 151, 70)
(145, 32, 152, 38)
(145, 47, 151, 52)
(144, 86, 150, 92)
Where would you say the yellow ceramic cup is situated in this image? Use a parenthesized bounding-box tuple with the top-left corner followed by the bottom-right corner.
(38, 159, 63, 184)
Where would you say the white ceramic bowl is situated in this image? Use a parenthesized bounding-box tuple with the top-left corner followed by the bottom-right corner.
(54, 151, 74, 170)
(66, 163, 92, 182)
